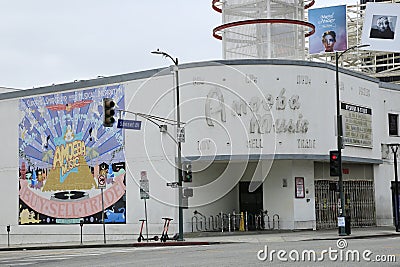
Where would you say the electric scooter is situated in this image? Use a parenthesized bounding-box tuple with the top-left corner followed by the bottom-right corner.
(160, 217, 179, 242)
(137, 219, 159, 242)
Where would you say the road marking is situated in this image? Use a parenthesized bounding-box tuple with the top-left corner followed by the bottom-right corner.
(7, 263, 39, 266)
(29, 255, 75, 259)
(3, 257, 70, 262)
(1, 245, 218, 265)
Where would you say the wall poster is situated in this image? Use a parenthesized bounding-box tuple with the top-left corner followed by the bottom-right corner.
(295, 177, 305, 199)
(18, 85, 126, 225)
(341, 102, 372, 148)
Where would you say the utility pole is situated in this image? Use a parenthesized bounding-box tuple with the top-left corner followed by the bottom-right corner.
(151, 49, 184, 241)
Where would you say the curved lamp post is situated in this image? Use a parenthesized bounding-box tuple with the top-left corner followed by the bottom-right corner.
(335, 44, 369, 236)
(388, 144, 400, 232)
(151, 49, 184, 241)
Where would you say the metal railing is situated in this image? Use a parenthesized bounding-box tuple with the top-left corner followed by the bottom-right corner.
(191, 210, 280, 232)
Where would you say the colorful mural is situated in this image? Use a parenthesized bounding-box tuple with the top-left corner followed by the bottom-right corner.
(18, 85, 126, 225)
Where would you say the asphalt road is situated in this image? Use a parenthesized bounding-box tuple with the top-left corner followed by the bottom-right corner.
(0, 236, 399, 266)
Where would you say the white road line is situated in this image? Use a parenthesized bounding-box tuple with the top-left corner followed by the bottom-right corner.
(77, 253, 102, 256)
(0, 257, 22, 261)
(2, 257, 70, 262)
(29, 255, 75, 259)
(0, 246, 191, 265)
(108, 248, 137, 252)
(7, 262, 39, 266)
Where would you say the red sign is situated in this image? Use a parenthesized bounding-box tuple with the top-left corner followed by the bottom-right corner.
(295, 177, 305, 198)
(98, 175, 106, 189)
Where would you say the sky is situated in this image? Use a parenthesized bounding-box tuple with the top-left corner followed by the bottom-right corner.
(0, 0, 358, 89)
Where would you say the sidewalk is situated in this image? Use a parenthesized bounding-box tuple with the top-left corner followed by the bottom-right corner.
(1, 226, 399, 251)
(185, 225, 400, 243)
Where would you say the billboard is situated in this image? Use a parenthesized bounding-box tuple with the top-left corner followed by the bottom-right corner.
(341, 102, 372, 148)
(361, 3, 400, 52)
(308, 5, 348, 55)
(18, 85, 127, 225)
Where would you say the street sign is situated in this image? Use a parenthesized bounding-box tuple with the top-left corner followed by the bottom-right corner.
(177, 127, 185, 143)
(98, 175, 106, 189)
(117, 119, 142, 130)
(140, 171, 149, 199)
(140, 188, 149, 199)
(338, 216, 345, 227)
(183, 187, 193, 197)
(167, 182, 179, 188)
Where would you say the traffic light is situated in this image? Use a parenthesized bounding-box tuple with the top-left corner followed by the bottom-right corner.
(183, 163, 192, 182)
(103, 98, 116, 127)
(329, 150, 341, 176)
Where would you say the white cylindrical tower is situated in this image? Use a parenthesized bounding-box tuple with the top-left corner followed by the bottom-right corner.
(213, 0, 315, 60)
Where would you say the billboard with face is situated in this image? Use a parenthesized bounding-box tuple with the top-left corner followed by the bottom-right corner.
(361, 3, 400, 52)
(308, 5, 348, 54)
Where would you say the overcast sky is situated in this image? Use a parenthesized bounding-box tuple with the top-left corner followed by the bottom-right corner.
(0, 0, 357, 89)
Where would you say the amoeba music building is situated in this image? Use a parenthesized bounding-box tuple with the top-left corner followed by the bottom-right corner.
(0, 59, 399, 245)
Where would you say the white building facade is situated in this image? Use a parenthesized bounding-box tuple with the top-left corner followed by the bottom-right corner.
(0, 59, 398, 245)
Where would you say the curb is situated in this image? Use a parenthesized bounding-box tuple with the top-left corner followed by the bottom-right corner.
(0, 241, 220, 252)
(1, 231, 398, 251)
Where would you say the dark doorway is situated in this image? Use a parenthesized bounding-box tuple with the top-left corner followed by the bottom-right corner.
(239, 182, 263, 215)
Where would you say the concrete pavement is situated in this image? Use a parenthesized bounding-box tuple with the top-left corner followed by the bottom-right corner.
(185, 225, 400, 243)
(1, 226, 399, 251)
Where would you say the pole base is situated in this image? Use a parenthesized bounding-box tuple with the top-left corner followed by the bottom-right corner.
(338, 226, 350, 236)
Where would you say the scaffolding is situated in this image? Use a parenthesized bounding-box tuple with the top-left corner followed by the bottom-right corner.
(213, 0, 315, 60)
(213, 0, 400, 83)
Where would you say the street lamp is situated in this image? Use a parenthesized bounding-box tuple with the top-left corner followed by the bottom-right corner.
(151, 49, 184, 241)
(388, 144, 400, 232)
(335, 44, 369, 236)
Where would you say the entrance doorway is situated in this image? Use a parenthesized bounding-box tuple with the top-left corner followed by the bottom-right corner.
(239, 182, 263, 229)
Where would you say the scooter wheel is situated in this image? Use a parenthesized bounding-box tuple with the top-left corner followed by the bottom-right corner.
(137, 237, 142, 242)
(154, 236, 159, 241)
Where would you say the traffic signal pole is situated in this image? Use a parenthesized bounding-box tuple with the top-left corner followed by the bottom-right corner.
(151, 49, 184, 241)
(334, 45, 369, 236)
(174, 61, 184, 242)
(336, 52, 347, 236)
(388, 144, 400, 232)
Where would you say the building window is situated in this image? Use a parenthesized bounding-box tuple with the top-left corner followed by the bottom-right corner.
(389, 113, 398, 136)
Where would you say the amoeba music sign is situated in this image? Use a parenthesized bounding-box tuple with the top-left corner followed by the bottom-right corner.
(341, 102, 372, 148)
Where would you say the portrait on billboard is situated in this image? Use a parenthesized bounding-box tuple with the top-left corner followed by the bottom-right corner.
(361, 3, 400, 53)
(308, 5, 348, 55)
(369, 15, 396, 39)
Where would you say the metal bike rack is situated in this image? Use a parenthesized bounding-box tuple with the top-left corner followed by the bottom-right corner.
(208, 215, 220, 231)
(264, 213, 271, 230)
(245, 211, 248, 231)
(191, 211, 257, 233)
(228, 213, 231, 232)
(221, 212, 229, 232)
(191, 215, 202, 232)
(273, 214, 280, 230)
